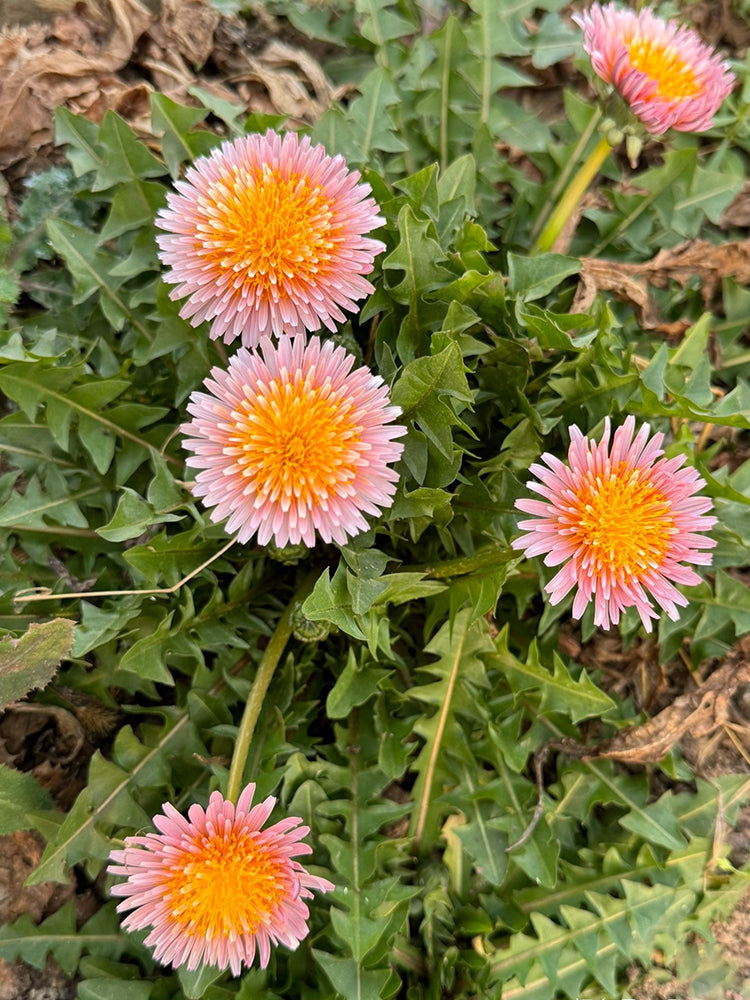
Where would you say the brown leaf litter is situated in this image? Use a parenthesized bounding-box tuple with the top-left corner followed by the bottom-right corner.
(0, 0, 336, 179)
(568, 656, 750, 766)
(560, 628, 750, 773)
(0, 0, 153, 170)
(572, 239, 750, 334)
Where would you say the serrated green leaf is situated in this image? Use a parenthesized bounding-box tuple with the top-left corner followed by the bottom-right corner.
(452, 774, 508, 887)
(29, 712, 201, 884)
(303, 565, 367, 641)
(92, 111, 166, 191)
(618, 793, 687, 850)
(118, 613, 175, 685)
(71, 602, 142, 659)
(493, 629, 616, 723)
(314, 951, 391, 1000)
(150, 92, 213, 177)
(507, 252, 581, 301)
(382, 205, 453, 311)
(0, 765, 54, 833)
(54, 107, 103, 176)
(0, 475, 94, 530)
(177, 963, 224, 999)
(410, 610, 494, 847)
(97, 488, 181, 542)
(78, 980, 153, 1000)
(392, 342, 473, 458)
(45, 220, 152, 338)
(327, 648, 391, 719)
(0, 618, 74, 709)
(530, 11, 580, 69)
(0, 904, 90, 976)
(329, 67, 406, 162)
(122, 528, 217, 587)
(99, 180, 166, 242)
(356, 0, 415, 45)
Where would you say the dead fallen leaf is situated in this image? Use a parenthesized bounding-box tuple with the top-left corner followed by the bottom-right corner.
(574, 252, 658, 327)
(685, 0, 750, 51)
(511, 655, 750, 852)
(159, 0, 219, 70)
(570, 658, 750, 766)
(572, 239, 750, 331)
(0, 830, 72, 925)
(0, 0, 154, 169)
(722, 181, 750, 229)
(224, 38, 333, 124)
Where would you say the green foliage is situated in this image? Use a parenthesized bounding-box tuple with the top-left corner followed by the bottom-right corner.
(0, 765, 54, 834)
(0, 902, 129, 976)
(1, 2, 749, 999)
(0, 618, 74, 708)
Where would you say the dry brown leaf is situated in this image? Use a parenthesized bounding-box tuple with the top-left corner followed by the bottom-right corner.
(232, 40, 333, 122)
(0, 0, 153, 168)
(721, 181, 750, 229)
(577, 659, 750, 765)
(159, 0, 219, 69)
(573, 239, 750, 330)
(0, 830, 72, 925)
(512, 656, 750, 852)
(574, 254, 658, 328)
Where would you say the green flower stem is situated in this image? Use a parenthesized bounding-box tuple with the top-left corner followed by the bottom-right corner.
(530, 106, 603, 244)
(533, 135, 613, 254)
(423, 545, 516, 579)
(225, 571, 317, 804)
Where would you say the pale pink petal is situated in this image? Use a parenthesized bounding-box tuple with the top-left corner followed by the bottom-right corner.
(181, 336, 405, 548)
(573, 3, 735, 135)
(108, 785, 334, 975)
(514, 418, 716, 631)
(155, 129, 385, 347)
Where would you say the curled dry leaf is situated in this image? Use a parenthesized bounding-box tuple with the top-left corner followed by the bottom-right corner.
(513, 657, 750, 851)
(159, 0, 219, 69)
(0, 0, 154, 168)
(589, 659, 749, 764)
(721, 181, 750, 228)
(573, 256, 658, 328)
(551, 658, 750, 767)
(0, 830, 73, 925)
(573, 239, 750, 331)
(225, 39, 333, 123)
(140, 0, 220, 95)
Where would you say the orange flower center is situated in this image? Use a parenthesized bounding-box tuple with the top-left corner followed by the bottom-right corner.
(199, 164, 339, 297)
(567, 463, 675, 580)
(626, 36, 701, 100)
(227, 371, 363, 507)
(163, 828, 292, 939)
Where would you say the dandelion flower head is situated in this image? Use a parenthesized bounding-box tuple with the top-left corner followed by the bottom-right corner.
(156, 129, 385, 346)
(181, 335, 405, 548)
(574, 3, 735, 134)
(108, 784, 334, 975)
(512, 416, 716, 632)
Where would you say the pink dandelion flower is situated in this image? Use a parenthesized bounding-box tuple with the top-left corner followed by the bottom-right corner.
(155, 129, 385, 346)
(574, 3, 735, 134)
(181, 335, 405, 547)
(512, 416, 717, 632)
(108, 784, 334, 975)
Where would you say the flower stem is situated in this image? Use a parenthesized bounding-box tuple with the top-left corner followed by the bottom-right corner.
(530, 107, 603, 244)
(532, 135, 613, 254)
(225, 571, 317, 804)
